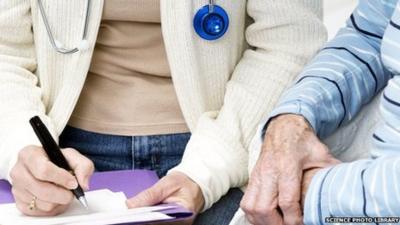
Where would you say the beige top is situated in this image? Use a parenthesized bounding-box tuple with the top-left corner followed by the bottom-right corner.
(69, 0, 189, 136)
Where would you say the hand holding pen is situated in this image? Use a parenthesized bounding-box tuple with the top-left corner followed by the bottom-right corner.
(8, 117, 94, 216)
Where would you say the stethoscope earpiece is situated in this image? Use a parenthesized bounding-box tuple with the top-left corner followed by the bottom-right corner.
(193, 3, 229, 41)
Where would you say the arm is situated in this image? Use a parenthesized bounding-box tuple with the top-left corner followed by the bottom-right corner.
(0, 0, 58, 180)
(0, 1, 94, 216)
(304, 154, 400, 224)
(170, 0, 327, 210)
(126, 0, 327, 213)
(263, 0, 394, 139)
(242, 1, 396, 224)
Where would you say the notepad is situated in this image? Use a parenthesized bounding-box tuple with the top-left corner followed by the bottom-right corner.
(0, 189, 175, 225)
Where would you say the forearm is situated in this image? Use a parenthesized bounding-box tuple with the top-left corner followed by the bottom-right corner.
(0, 0, 57, 181)
(262, 0, 394, 139)
(171, 0, 327, 210)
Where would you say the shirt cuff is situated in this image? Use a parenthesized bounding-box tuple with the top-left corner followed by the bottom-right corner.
(260, 100, 318, 138)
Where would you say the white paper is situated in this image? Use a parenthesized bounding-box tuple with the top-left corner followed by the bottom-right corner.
(0, 189, 175, 225)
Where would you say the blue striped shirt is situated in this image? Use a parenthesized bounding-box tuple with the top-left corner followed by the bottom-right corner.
(264, 0, 400, 224)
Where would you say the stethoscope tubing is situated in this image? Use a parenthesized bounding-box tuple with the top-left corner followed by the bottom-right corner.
(208, 0, 215, 12)
(37, 0, 91, 54)
(38, 0, 228, 54)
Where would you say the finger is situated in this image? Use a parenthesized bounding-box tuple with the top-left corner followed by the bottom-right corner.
(244, 206, 283, 225)
(14, 165, 74, 205)
(278, 165, 303, 225)
(240, 179, 259, 213)
(263, 209, 284, 225)
(241, 187, 259, 225)
(15, 195, 68, 217)
(126, 175, 180, 208)
(240, 158, 268, 212)
(62, 148, 95, 190)
(245, 214, 257, 225)
(320, 152, 341, 166)
(306, 142, 341, 168)
(240, 184, 260, 216)
(242, 185, 281, 225)
(12, 187, 60, 212)
(252, 198, 283, 225)
(21, 148, 78, 190)
(242, 159, 283, 225)
(248, 209, 284, 225)
(162, 195, 196, 213)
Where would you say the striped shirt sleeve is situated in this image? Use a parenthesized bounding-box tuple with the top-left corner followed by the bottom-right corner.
(263, 0, 394, 139)
(304, 155, 400, 225)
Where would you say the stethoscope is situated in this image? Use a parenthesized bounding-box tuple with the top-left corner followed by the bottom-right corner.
(193, 0, 229, 41)
(37, 0, 229, 55)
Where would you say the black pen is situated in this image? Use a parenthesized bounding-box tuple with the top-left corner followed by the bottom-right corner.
(29, 116, 89, 209)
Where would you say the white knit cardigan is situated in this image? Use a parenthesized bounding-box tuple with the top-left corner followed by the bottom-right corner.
(0, 0, 326, 211)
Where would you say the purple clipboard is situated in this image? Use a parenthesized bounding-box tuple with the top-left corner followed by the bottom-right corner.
(0, 170, 193, 224)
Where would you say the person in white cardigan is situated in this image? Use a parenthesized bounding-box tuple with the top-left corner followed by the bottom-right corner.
(0, 0, 326, 224)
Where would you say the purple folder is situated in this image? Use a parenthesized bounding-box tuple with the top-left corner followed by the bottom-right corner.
(0, 170, 193, 224)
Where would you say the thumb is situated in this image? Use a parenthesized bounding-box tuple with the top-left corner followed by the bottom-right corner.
(62, 148, 95, 190)
(315, 144, 341, 165)
(126, 176, 179, 208)
(323, 153, 341, 165)
(305, 142, 341, 169)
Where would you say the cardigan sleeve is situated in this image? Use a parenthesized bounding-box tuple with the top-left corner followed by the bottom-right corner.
(0, 0, 58, 181)
(169, 0, 327, 210)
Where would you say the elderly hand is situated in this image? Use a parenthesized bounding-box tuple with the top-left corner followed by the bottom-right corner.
(241, 114, 340, 225)
(10, 145, 94, 216)
(126, 172, 204, 221)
